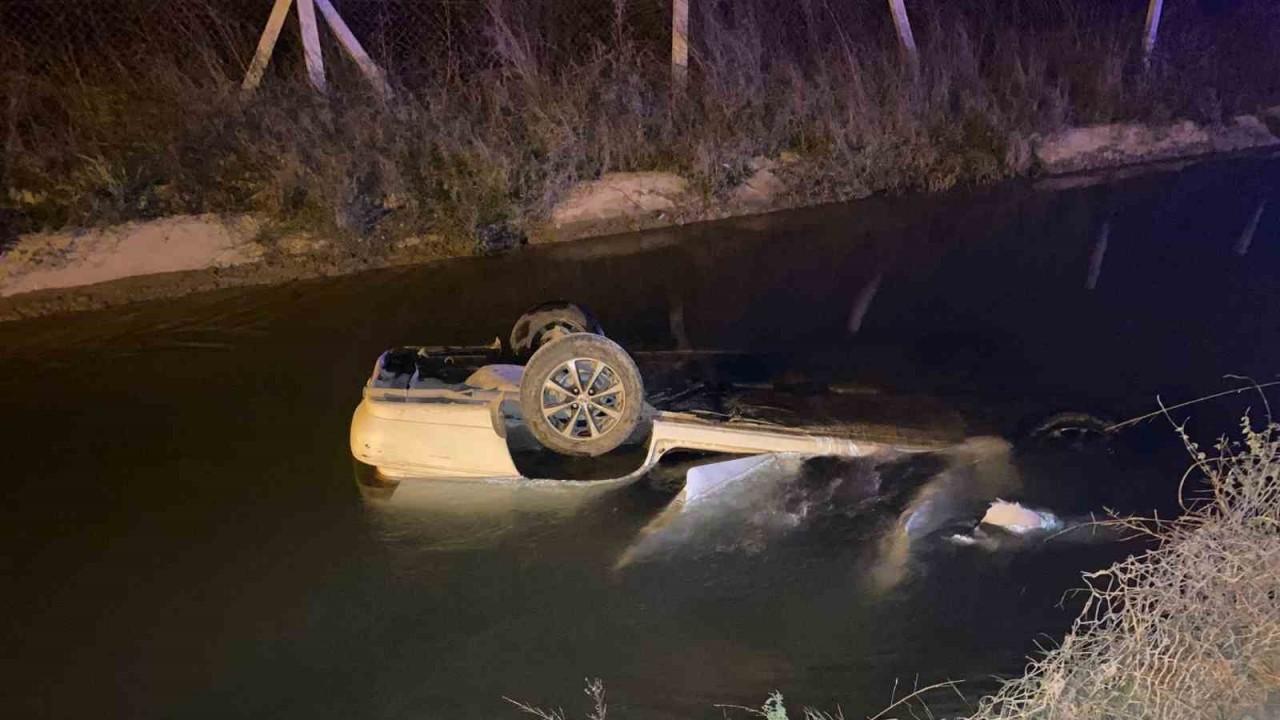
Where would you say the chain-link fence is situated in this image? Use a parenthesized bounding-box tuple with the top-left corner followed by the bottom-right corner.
(1, 0, 260, 69)
(0, 0, 675, 84)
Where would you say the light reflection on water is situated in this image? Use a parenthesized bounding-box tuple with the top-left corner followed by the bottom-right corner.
(349, 435, 1163, 718)
(363, 474, 633, 553)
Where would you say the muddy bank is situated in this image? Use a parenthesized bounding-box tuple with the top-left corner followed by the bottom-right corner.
(534, 114, 1280, 243)
(0, 237, 447, 322)
(2, 115, 1277, 323)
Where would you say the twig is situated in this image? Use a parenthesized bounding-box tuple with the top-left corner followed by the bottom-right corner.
(1106, 380, 1280, 432)
(866, 680, 963, 720)
(712, 702, 767, 717)
(503, 697, 567, 720)
(1223, 374, 1273, 424)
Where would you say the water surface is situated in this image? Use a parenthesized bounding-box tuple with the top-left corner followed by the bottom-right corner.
(3, 154, 1278, 718)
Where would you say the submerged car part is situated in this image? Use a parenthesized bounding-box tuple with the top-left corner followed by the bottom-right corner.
(1024, 411, 1115, 449)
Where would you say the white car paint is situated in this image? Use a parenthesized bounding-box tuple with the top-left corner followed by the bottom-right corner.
(350, 364, 903, 482)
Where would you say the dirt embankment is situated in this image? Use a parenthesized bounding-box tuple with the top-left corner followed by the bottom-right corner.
(0, 216, 449, 321)
(3, 113, 1278, 323)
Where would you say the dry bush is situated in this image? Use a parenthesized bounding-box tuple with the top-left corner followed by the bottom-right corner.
(506, 677, 608, 720)
(971, 418, 1280, 720)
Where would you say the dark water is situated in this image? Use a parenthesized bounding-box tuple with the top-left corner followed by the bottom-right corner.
(2, 154, 1278, 719)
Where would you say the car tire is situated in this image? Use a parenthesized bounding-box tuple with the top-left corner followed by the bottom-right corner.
(1024, 411, 1114, 449)
(519, 333, 644, 457)
(509, 302, 604, 359)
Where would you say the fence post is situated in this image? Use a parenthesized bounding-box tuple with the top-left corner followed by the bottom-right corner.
(242, 0, 295, 92)
(1142, 0, 1165, 68)
(887, 0, 920, 76)
(672, 0, 689, 95)
(314, 0, 393, 98)
(296, 0, 327, 93)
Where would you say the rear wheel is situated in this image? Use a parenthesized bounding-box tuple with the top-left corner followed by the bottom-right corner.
(519, 333, 644, 457)
(509, 302, 603, 359)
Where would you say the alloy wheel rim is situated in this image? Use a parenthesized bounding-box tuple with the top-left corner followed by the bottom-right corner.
(540, 357, 626, 439)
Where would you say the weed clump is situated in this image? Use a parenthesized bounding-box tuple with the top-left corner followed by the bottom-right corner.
(971, 418, 1280, 720)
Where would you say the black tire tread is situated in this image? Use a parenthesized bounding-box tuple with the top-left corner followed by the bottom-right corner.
(509, 302, 603, 358)
(518, 333, 643, 457)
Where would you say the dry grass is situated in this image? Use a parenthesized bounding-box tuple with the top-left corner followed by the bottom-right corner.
(970, 417, 1280, 720)
(507, 677, 608, 720)
(2, 0, 1279, 255)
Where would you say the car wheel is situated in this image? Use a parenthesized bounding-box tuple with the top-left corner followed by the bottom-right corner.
(509, 301, 604, 359)
(1025, 411, 1114, 449)
(519, 333, 644, 457)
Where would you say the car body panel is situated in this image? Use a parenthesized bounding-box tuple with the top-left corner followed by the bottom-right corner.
(351, 391, 520, 479)
(351, 388, 915, 483)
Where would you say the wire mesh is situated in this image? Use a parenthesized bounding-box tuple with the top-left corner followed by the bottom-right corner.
(0, 0, 674, 83)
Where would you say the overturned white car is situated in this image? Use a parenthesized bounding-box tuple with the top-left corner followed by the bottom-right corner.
(349, 303, 927, 487)
(349, 303, 1128, 573)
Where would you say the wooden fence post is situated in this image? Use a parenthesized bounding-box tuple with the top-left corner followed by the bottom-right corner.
(242, 0, 294, 92)
(1143, 0, 1165, 68)
(672, 0, 689, 95)
(887, 0, 920, 77)
(243, 0, 391, 98)
(315, 0, 393, 98)
(296, 0, 327, 93)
